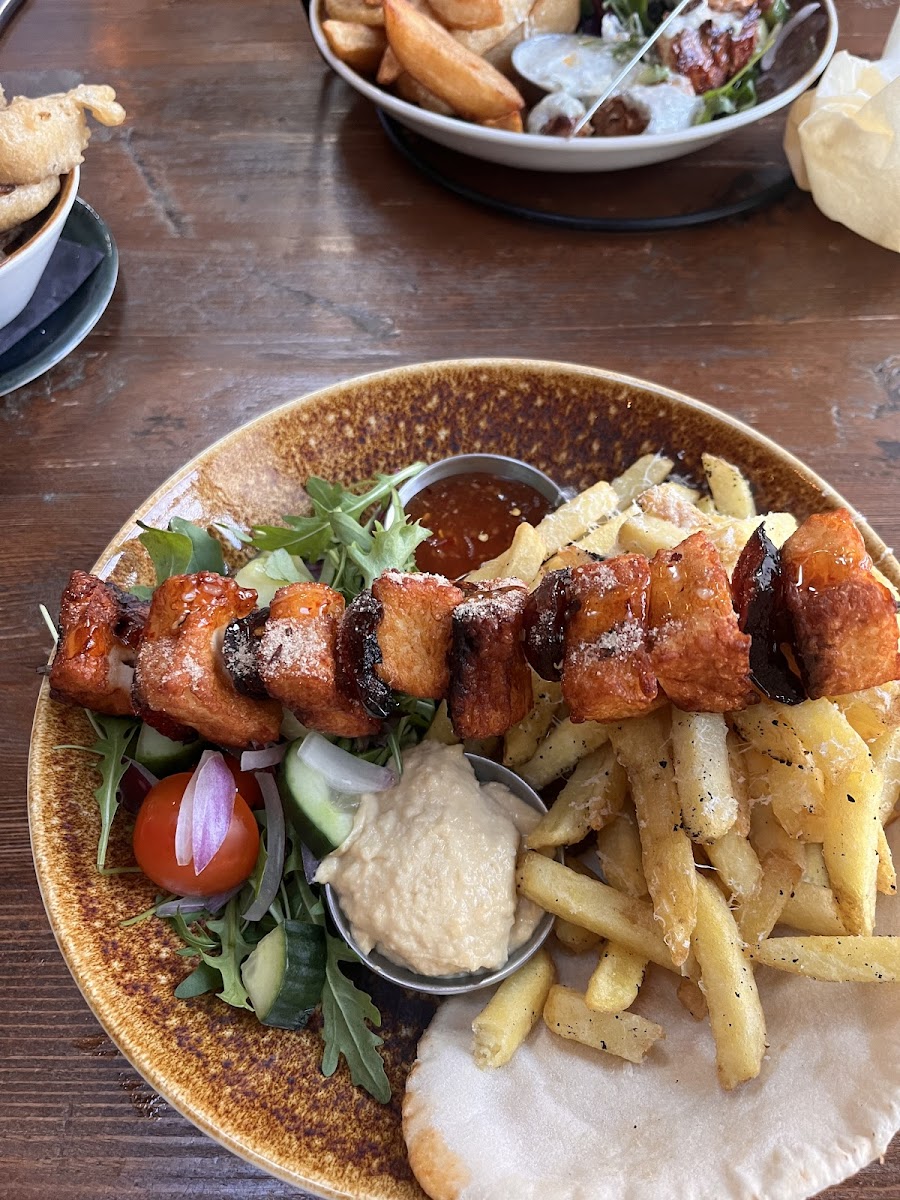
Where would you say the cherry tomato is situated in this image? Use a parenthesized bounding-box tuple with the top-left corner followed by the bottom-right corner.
(222, 754, 264, 809)
(132, 771, 259, 896)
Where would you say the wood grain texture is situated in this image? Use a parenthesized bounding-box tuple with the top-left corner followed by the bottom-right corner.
(1, 0, 898, 1196)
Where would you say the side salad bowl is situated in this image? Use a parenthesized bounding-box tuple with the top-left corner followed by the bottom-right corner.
(309, 0, 838, 171)
(28, 358, 900, 1199)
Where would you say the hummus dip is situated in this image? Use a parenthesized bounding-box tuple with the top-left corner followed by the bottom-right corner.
(315, 741, 542, 977)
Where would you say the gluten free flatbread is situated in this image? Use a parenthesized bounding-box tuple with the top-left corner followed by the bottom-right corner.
(403, 825, 900, 1200)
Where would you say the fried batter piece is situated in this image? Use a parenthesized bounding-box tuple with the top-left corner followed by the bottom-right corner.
(0, 83, 126, 186)
(781, 509, 900, 699)
(563, 556, 660, 722)
(50, 571, 148, 717)
(649, 532, 756, 712)
(134, 572, 282, 749)
(372, 569, 464, 698)
(257, 582, 381, 738)
(448, 579, 532, 739)
(659, 7, 760, 93)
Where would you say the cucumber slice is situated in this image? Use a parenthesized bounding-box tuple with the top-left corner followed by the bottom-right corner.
(241, 919, 326, 1029)
(234, 552, 311, 607)
(280, 742, 359, 858)
(134, 724, 204, 775)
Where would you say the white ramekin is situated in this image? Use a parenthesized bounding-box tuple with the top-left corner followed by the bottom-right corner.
(0, 166, 80, 329)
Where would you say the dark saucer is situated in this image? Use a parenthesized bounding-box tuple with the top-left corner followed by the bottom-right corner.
(0, 197, 118, 397)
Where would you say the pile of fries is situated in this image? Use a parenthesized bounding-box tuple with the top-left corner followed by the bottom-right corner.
(433, 453, 900, 1090)
(320, 0, 578, 130)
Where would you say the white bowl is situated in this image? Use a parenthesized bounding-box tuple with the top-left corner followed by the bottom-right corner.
(310, 1, 838, 172)
(0, 166, 79, 328)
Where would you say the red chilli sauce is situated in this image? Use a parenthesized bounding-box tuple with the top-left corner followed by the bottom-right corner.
(406, 473, 552, 580)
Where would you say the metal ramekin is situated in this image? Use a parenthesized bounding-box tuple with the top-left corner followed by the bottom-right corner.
(388, 452, 568, 525)
(323, 753, 557, 996)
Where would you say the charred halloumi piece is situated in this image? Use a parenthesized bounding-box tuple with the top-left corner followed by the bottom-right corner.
(449, 579, 532, 739)
(371, 569, 464, 699)
(50, 571, 148, 716)
(134, 572, 282, 748)
(563, 556, 659, 722)
(649, 532, 756, 712)
(781, 509, 900, 699)
(258, 582, 381, 738)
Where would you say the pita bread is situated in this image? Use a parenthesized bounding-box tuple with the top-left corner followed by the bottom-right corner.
(404, 824, 900, 1200)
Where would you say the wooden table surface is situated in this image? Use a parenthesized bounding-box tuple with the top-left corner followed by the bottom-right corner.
(2, 0, 899, 1196)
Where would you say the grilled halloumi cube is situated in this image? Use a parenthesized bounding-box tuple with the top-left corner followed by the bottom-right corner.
(372, 569, 463, 698)
(563, 556, 659, 722)
(781, 509, 900, 699)
(134, 572, 282, 748)
(648, 532, 755, 712)
(50, 570, 148, 717)
(449, 579, 532, 739)
(258, 582, 381, 738)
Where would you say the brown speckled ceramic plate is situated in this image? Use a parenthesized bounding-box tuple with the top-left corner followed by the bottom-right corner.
(27, 360, 900, 1198)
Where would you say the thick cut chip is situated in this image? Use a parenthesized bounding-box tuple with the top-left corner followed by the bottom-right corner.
(648, 531, 756, 712)
(383, 0, 524, 121)
(448, 579, 531, 739)
(134, 572, 282, 748)
(749, 935, 900, 982)
(257, 582, 380, 738)
(543, 985, 663, 1064)
(781, 509, 900, 698)
(562, 556, 659, 722)
(50, 571, 147, 717)
(471, 947, 555, 1069)
(371, 569, 463, 699)
(322, 19, 387, 72)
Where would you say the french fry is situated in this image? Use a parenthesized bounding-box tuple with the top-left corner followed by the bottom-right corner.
(749, 936, 900, 982)
(871, 726, 900, 823)
(609, 712, 697, 966)
(393, 70, 455, 112)
(518, 717, 610, 790)
(471, 946, 555, 1068)
(428, 0, 502, 28)
(539, 544, 595, 576)
(595, 801, 648, 898)
(585, 942, 646, 1013)
(543, 985, 664, 1063)
(450, 0, 531, 57)
(676, 975, 708, 1020)
(611, 453, 674, 506)
(377, 44, 402, 83)
(701, 453, 756, 520)
(803, 842, 829, 886)
(671, 711, 738, 843)
(692, 875, 766, 1090)
(525, 745, 625, 849)
(877, 825, 896, 895)
(747, 750, 825, 843)
(729, 704, 824, 793)
(383, 0, 524, 121)
(516, 852, 676, 971)
(573, 505, 638, 557)
(326, 0, 385, 23)
(749, 802, 806, 875)
(555, 917, 602, 954)
(480, 111, 523, 131)
(705, 830, 762, 903)
(322, 19, 387, 72)
(781, 881, 846, 935)
(769, 699, 881, 936)
(736, 851, 803, 948)
(726, 733, 752, 836)
(425, 699, 459, 745)
(616, 513, 686, 557)
(835, 682, 900, 742)
(503, 677, 562, 767)
(534, 482, 618, 557)
(466, 521, 545, 584)
(637, 484, 707, 533)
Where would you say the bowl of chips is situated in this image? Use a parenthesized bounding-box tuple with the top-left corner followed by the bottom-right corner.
(0, 83, 126, 328)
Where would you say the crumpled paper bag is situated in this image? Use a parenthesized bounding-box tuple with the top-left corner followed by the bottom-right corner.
(785, 7, 900, 252)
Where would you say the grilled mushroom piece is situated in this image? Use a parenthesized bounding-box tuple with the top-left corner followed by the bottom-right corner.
(222, 607, 270, 700)
(336, 590, 394, 720)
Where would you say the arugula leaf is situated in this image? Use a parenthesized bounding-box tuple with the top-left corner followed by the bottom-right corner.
(202, 896, 254, 1009)
(348, 519, 432, 591)
(169, 517, 226, 574)
(264, 548, 314, 585)
(249, 517, 333, 559)
(174, 960, 221, 999)
(78, 712, 140, 870)
(321, 934, 390, 1103)
(695, 27, 776, 125)
(765, 0, 788, 28)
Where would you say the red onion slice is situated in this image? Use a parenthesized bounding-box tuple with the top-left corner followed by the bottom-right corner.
(175, 749, 217, 867)
(191, 753, 238, 875)
(155, 886, 240, 918)
(239, 744, 287, 772)
(242, 772, 286, 922)
(296, 732, 396, 794)
(761, 3, 820, 71)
